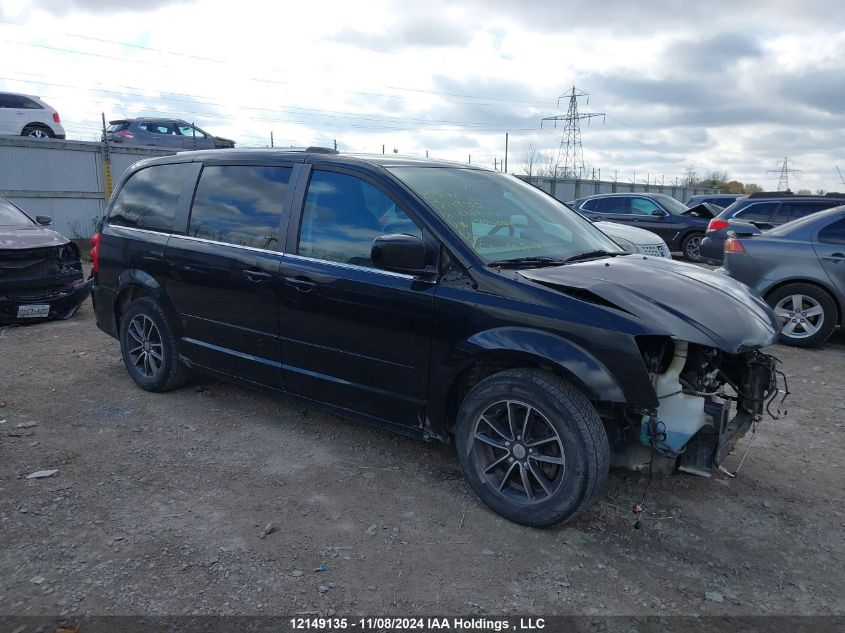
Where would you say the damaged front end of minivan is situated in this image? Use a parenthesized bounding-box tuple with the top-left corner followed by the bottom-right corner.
(611, 337, 786, 477)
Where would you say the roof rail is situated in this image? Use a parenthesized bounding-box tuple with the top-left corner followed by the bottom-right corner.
(747, 191, 794, 198)
(305, 146, 339, 154)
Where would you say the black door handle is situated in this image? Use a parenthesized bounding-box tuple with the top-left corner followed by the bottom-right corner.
(823, 253, 844, 262)
(284, 276, 316, 292)
(242, 268, 273, 282)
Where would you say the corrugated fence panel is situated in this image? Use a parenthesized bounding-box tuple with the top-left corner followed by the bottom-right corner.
(1, 138, 175, 238)
(8, 196, 103, 240)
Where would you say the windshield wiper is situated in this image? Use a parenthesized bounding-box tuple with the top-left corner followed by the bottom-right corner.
(486, 256, 566, 269)
(564, 250, 618, 263)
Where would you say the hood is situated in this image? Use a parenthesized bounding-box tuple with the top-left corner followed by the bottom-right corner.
(595, 221, 667, 246)
(519, 256, 779, 353)
(681, 202, 718, 219)
(0, 225, 69, 250)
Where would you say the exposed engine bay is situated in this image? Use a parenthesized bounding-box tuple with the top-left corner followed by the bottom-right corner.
(609, 337, 787, 477)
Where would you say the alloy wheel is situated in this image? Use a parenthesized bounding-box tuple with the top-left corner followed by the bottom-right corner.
(685, 235, 702, 259)
(127, 314, 164, 377)
(27, 128, 49, 138)
(471, 400, 566, 505)
(774, 294, 824, 339)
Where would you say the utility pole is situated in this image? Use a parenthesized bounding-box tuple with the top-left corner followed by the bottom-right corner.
(504, 133, 509, 173)
(767, 157, 801, 191)
(494, 157, 498, 170)
(270, 131, 274, 148)
(541, 86, 605, 179)
(382, 144, 385, 155)
(100, 113, 113, 199)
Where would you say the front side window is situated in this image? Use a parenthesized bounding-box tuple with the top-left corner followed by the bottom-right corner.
(178, 124, 207, 138)
(630, 197, 662, 216)
(298, 170, 421, 267)
(389, 167, 621, 263)
(108, 163, 190, 231)
(188, 165, 291, 249)
(786, 202, 836, 222)
(142, 122, 178, 135)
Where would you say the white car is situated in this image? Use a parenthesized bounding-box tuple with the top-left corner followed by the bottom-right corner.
(596, 221, 672, 258)
(0, 92, 66, 139)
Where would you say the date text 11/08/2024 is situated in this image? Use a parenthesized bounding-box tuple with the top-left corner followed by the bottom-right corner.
(289, 617, 547, 631)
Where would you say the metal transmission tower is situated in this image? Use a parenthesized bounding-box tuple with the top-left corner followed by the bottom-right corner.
(541, 87, 605, 179)
(767, 156, 802, 192)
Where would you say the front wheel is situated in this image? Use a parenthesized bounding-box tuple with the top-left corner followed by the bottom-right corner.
(681, 232, 704, 262)
(119, 297, 190, 391)
(455, 369, 609, 527)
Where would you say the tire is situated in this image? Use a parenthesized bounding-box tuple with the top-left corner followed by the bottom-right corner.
(766, 283, 838, 347)
(681, 232, 704, 263)
(455, 369, 609, 527)
(21, 124, 54, 139)
(119, 297, 190, 391)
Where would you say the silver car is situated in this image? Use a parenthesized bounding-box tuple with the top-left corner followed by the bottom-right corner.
(595, 221, 672, 258)
(721, 206, 845, 347)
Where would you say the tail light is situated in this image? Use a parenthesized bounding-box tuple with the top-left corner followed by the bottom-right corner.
(724, 237, 746, 254)
(707, 218, 729, 232)
(90, 232, 100, 273)
(114, 130, 134, 138)
(52, 112, 61, 123)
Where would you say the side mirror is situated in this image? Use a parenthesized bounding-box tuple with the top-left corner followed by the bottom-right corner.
(652, 209, 669, 218)
(36, 215, 53, 226)
(371, 233, 431, 276)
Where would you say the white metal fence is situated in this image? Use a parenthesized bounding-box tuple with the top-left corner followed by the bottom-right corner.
(0, 137, 174, 239)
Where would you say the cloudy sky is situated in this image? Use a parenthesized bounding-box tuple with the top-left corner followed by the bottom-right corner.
(1, 0, 844, 190)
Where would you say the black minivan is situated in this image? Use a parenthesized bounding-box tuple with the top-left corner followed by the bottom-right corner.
(92, 148, 781, 526)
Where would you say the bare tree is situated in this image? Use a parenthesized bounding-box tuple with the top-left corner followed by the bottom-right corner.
(522, 143, 539, 177)
(683, 165, 697, 187)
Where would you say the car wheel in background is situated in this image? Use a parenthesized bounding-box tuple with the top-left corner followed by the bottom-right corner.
(21, 125, 54, 139)
(681, 232, 704, 262)
(767, 283, 838, 347)
(455, 369, 609, 527)
(119, 297, 190, 391)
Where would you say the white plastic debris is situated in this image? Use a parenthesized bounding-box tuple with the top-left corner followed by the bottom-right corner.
(26, 469, 58, 479)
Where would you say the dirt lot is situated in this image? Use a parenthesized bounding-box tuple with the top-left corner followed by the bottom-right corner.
(1, 296, 843, 618)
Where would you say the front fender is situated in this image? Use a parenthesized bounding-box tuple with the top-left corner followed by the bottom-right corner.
(462, 327, 627, 402)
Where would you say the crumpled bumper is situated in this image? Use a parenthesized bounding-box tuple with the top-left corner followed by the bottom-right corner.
(0, 277, 93, 324)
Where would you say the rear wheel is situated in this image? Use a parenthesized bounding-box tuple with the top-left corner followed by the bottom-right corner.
(21, 124, 53, 139)
(767, 283, 837, 347)
(119, 297, 190, 391)
(455, 369, 609, 527)
(681, 232, 704, 262)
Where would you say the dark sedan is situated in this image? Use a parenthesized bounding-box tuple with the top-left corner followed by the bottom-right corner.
(0, 197, 91, 323)
(701, 192, 845, 264)
(570, 192, 715, 261)
(721, 206, 845, 347)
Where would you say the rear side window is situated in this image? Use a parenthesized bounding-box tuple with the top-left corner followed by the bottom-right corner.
(0, 94, 42, 109)
(188, 165, 292, 249)
(819, 218, 845, 244)
(298, 170, 421, 267)
(736, 202, 778, 223)
(596, 197, 630, 214)
(108, 163, 190, 231)
(580, 199, 597, 211)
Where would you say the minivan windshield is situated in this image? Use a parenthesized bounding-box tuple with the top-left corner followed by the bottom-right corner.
(389, 167, 623, 264)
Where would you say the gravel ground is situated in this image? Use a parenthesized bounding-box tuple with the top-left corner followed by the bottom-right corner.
(1, 296, 843, 617)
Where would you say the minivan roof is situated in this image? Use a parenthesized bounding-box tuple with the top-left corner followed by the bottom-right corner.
(133, 148, 490, 170)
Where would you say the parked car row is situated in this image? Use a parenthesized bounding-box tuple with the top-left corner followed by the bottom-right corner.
(569, 192, 716, 262)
